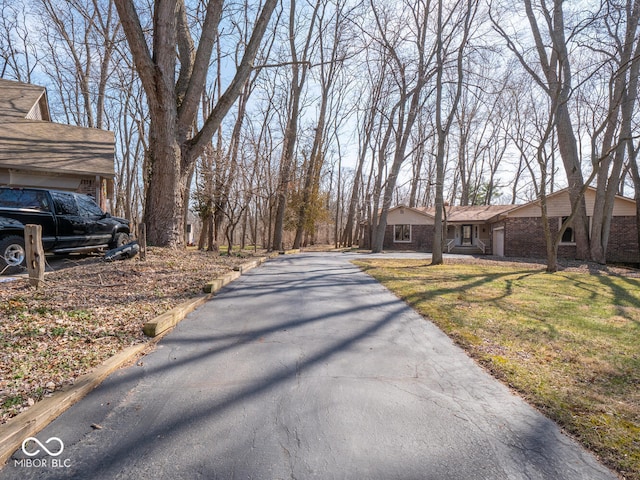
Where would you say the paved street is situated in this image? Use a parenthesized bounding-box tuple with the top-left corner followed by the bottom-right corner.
(1, 253, 616, 479)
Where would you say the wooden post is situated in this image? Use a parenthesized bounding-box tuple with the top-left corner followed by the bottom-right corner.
(24, 224, 45, 288)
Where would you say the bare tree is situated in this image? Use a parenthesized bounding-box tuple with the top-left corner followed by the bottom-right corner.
(491, 0, 591, 259)
(369, 0, 435, 253)
(341, 48, 388, 247)
(492, 0, 640, 264)
(292, 0, 349, 248)
(0, 0, 40, 81)
(408, 108, 433, 208)
(38, 0, 121, 128)
(271, 0, 321, 251)
(431, 0, 477, 265)
(585, 0, 640, 263)
(113, 0, 277, 247)
(192, 7, 279, 252)
(449, 56, 510, 206)
(111, 60, 147, 227)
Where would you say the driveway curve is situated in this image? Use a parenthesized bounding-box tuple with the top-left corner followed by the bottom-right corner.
(1, 252, 616, 479)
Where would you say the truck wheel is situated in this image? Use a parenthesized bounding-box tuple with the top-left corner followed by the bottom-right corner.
(0, 235, 26, 274)
(110, 232, 130, 249)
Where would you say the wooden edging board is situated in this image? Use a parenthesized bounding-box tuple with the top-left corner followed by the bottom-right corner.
(279, 248, 301, 255)
(0, 255, 271, 467)
(0, 342, 150, 466)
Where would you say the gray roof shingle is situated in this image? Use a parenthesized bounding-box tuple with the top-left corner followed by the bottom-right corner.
(0, 78, 114, 177)
(0, 78, 49, 120)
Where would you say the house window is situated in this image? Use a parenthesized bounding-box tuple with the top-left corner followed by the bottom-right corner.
(560, 217, 575, 244)
(394, 224, 411, 243)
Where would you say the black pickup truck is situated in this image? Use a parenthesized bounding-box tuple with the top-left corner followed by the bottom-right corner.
(0, 187, 131, 272)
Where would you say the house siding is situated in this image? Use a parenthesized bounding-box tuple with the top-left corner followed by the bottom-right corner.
(387, 208, 433, 226)
(508, 189, 637, 217)
(1, 78, 114, 210)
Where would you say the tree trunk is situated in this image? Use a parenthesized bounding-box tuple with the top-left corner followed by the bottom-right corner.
(431, 132, 446, 265)
(144, 108, 184, 247)
(293, 123, 324, 248)
(272, 111, 299, 251)
(341, 154, 364, 247)
(369, 117, 396, 253)
(408, 138, 424, 208)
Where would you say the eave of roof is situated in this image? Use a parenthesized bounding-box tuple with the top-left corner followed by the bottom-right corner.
(445, 205, 518, 222)
(411, 204, 518, 222)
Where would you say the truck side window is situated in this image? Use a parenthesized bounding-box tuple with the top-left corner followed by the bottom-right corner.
(34, 191, 49, 211)
(51, 192, 79, 216)
(76, 195, 104, 217)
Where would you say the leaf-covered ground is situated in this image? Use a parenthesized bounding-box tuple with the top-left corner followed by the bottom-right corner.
(0, 247, 255, 424)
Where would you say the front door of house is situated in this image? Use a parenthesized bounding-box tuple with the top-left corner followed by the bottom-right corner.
(462, 224, 472, 246)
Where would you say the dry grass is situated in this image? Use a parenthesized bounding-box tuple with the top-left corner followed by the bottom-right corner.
(355, 258, 640, 480)
(0, 247, 256, 424)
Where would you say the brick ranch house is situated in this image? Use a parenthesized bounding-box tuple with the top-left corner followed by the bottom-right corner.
(0, 78, 116, 211)
(363, 187, 639, 264)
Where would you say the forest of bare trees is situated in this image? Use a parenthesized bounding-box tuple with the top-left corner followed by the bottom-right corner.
(2, 0, 639, 268)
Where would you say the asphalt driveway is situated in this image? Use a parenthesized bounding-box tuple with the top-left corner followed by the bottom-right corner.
(1, 252, 616, 479)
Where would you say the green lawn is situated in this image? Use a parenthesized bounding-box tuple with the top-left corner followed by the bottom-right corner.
(354, 259, 640, 480)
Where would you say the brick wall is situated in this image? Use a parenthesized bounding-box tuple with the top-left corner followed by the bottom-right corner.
(77, 177, 96, 197)
(383, 224, 434, 251)
(607, 216, 639, 264)
(504, 217, 548, 258)
(505, 216, 579, 258)
(505, 216, 639, 263)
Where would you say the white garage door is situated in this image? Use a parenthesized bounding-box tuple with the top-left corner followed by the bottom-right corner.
(493, 228, 504, 257)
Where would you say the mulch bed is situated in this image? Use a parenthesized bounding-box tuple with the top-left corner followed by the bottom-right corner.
(0, 247, 255, 424)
